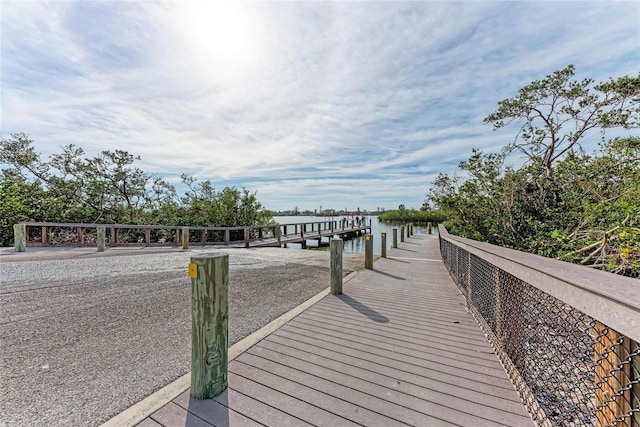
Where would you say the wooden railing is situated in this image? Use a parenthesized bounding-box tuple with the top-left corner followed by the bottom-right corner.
(13, 220, 347, 249)
(439, 225, 640, 427)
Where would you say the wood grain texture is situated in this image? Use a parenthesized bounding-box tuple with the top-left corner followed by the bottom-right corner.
(330, 238, 343, 295)
(190, 253, 229, 399)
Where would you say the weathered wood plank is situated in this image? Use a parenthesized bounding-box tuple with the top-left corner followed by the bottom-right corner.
(135, 417, 163, 427)
(149, 401, 214, 427)
(271, 328, 515, 390)
(257, 336, 523, 406)
(308, 300, 489, 340)
(223, 371, 360, 426)
(172, 390, 261, 427)
(230, 360, 416, 426)
(280, 322, 508, 378)
(264, 332, 521, 401)
(253, 341, 531, 422)
(297, 311, 499, 361)
(208, 388, 314, 427)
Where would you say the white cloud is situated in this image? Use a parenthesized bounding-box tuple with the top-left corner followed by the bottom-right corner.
(1, 1, 638, 211)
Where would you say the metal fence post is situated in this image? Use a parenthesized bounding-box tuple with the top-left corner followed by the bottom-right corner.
(189, 253, 229, 399)
(330, 238, 343, 295)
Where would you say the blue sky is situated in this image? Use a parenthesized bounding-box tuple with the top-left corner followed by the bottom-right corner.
(1, 1, 638, 212)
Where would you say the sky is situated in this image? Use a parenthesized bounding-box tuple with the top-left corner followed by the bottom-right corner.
(1, 1, 639, 213)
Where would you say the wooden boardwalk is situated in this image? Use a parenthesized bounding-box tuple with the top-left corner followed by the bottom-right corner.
(244, 223, 371, 248)
(138, 234, 533, 426)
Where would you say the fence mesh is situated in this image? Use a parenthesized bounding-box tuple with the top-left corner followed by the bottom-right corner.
(440, 237, 639, 427)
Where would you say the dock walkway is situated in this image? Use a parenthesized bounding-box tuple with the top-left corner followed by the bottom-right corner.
(133, 234, 533, 426)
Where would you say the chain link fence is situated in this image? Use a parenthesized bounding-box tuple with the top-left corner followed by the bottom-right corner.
(440, 236, 639, 427)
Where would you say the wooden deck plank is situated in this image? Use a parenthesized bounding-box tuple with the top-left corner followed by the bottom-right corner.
(297, 310, 498, 358)
(235, 352, 457, 427)
(230, 360, 414, 426)
(223, 370, 361, 426)
(172, 390, 262, 427)
(271, 328, 516, 392)
(208, 388, 314, 427)
(262, 332, 524, 403)
(246, 345, 531, 426)
(279, 322, 510, 379)
(149, 402, 214, 427)
(255, 338, 526, 411)
(296, 315, 496, 367)
(292, 312, 501, 367)
(135, 418, 163, 427)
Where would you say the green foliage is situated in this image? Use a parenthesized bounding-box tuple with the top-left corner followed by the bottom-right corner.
(430, 66, 640, 277)
(484, 65, 640, 180)
(0, 134, 272, 246)
(378, 205, 447, 223)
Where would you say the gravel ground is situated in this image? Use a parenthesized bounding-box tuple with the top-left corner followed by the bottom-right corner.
(0, 247, 363, 427)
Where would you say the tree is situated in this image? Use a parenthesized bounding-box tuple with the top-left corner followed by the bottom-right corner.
(0, 134, 273, 246)
(427, 66, 640, 276)
(484, 65, 640, 180)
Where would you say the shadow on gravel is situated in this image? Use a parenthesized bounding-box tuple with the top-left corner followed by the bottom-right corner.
(337, 294, 389, 323)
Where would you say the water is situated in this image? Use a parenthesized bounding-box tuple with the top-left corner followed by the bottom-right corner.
(273, 215, 437, 255)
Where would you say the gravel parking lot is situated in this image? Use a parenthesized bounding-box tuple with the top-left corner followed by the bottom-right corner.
(0, 247, 364, 426)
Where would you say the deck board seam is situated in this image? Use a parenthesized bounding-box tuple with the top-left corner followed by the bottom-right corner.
(251, 340, 531, 418)
(272, 326, 517, 387)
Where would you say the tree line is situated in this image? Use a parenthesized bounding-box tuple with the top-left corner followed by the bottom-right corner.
(428, 65, 640, 277)
(0, 134, 272, 246)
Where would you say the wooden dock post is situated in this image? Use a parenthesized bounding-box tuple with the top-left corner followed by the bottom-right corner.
(14, 224, 26, 252)
(276, 226, 281, 246)
(365, 234, 373, 269)
(183, 227, 190, 250)
(428, 222, 432, 234)
(392, 228, 398, 248)
(244, 228, 250, 248)
(330, 238, 343, 295)
(381, 232, 387, 258)
(97, 226, 105, 252)
(189, 253, 229, 399)
(400, 226, 405, 243)
(300, 228, 306, 249)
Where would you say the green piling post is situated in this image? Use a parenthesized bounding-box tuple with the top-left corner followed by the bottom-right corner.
(392, 228, 398, 248)
(97, 226, 105, 252)
(330, 238, 343, 295)
(14, 224, 26, 252)
(189, 253, 229, 399)
(182, 227, 190, 250)
(365, 234, 373, 269)
(381, 232, 387, 258)
(401, 226, 405, 243)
